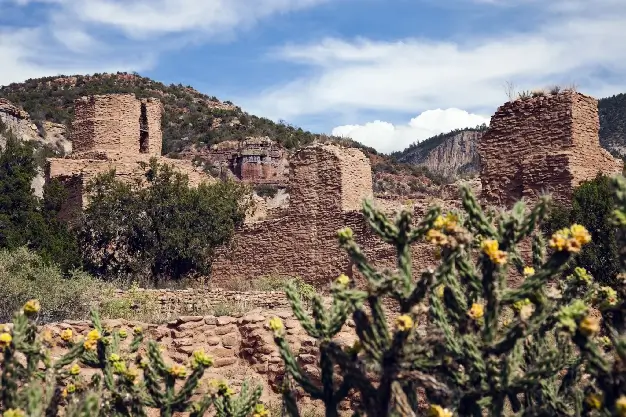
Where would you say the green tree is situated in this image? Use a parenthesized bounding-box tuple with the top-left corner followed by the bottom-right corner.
(0, 135, 43, 248)
(79, 158, 252, 283)
(0, 135, 81, 271)
(543, 173, 619, 285)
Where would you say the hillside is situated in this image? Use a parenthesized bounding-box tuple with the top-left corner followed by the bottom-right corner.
(0, 72, 369, 155)
(599, 93, 626, 156)
(0, 72, 442, 197)
(392, 127, 487, 180)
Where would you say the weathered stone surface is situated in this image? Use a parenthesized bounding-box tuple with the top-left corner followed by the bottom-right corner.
(479, 91, 623, 207)
(45, 94, 212, 224)
(210, 143, 442, 288)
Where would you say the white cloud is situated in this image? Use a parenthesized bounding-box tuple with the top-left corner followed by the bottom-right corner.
(241, 0, 626, 124)
(0, 0, 331, 86)
(331, 108, 489, 153)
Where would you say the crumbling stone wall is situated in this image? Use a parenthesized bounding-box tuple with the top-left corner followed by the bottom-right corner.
(210, 144, 439, 288)
(46, 94, 209, 223)
(22, 308, 359, 409)
(479, 91, 623, 206)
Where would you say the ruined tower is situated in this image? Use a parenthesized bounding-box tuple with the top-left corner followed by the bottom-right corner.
(46, 94, 209, 224)
(478, 91, 623, 207)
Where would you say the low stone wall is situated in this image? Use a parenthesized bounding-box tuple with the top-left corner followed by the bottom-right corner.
(33, 307, 359, 410)
(108, 288, 293, 317)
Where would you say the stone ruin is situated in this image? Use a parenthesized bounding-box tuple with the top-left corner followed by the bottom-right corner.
(46, 94, 210, 223)
(210, 143, 442, 287)
(479, 90, 623, 207)
(182, 136, 289, 186)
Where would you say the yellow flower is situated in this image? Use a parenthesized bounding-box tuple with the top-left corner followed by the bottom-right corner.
(549, 229, 570, 251)
(192, 349, 214, 367)
(336, 274, 350, 287)
(169, 364, 187, 378)
(570, 224, 591, 245)
(395, 315, 414, 332)
(86, 329, 101, 342)
(41, 329, 53, 345)
(23, 299, 40, 316)
(118, 329, 128, 339)
(566, 238, 582, 253)
(83, 339, 97, 351)
(253, 404, 270, 417)
(69, 364, 81, 376)
(433, 215, 445, 229)
(428, 404, 453, 417)
(66, 383, 76, 394)
(268, 317, 283, 333)
(61, 388, 68, 399)
(0, 332, 13, 349)
(133, 326, 143, 335)
(426, 229, 448, 246)
(109, 353, 121, 362)
(513, 298, 531, 312)
(435, 285, 445, 298)
(125, 367, 139, 382)
(481, 239, 507, 265)
(586, 393, 602, 409)
(113, 361, 127, 374)
(468, 303, 484, 320)
(443, 213, 458, 231)
(616, 396, 626, 416)
(579, 316, 600, 336)
(3, 409, 26, 417)
(523, 266, 535, 277)
(60, 329, 73, 342)
(337, 227, 353, 240)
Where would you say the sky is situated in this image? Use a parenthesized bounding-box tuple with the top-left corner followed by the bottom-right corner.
(1, 0, 625, 154)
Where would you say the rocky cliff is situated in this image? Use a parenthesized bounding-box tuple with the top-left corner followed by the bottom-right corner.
(394, 128, 485, 179)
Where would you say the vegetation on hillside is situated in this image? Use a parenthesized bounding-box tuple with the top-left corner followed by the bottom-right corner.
(599, 93, 626, 153)
(272, 177, 626, 416)
(0, 72, 373, 155)
(390, 124, 488, 164)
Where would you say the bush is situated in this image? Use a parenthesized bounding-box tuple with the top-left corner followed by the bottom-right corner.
(0, 247, 106, 323)
(271, 179, 626, 416)
(543, 173, 620, 286)
(78, 158, 252, 283)
(0, 303, 263, 416)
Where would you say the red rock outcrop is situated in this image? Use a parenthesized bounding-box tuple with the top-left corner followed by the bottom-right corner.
(479, 91, 623, 207)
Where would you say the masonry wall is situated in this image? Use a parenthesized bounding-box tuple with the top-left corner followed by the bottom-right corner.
(210, 144, 439, 288)
(479, 91, 623, 206)
(72, 94, 141, 154)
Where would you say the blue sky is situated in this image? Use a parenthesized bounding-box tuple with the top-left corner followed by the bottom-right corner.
(1, 0, 625, 153)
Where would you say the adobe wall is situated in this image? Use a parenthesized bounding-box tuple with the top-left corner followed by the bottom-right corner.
(479, 91, 623, 206)
(72, 94, 142, 154)
(210, 144, 439, 288)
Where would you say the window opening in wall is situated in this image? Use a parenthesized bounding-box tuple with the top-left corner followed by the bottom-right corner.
(139, 102, 149, 153)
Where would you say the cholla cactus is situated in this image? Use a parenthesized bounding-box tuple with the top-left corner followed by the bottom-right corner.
(0, 304, 262, 417)
(272, 183, 625, 416)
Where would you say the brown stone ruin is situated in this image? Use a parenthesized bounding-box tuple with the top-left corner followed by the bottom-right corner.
(46, 93, 210, 223)
(478, 90, 623, 207)
(210, 143, 439, 287)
